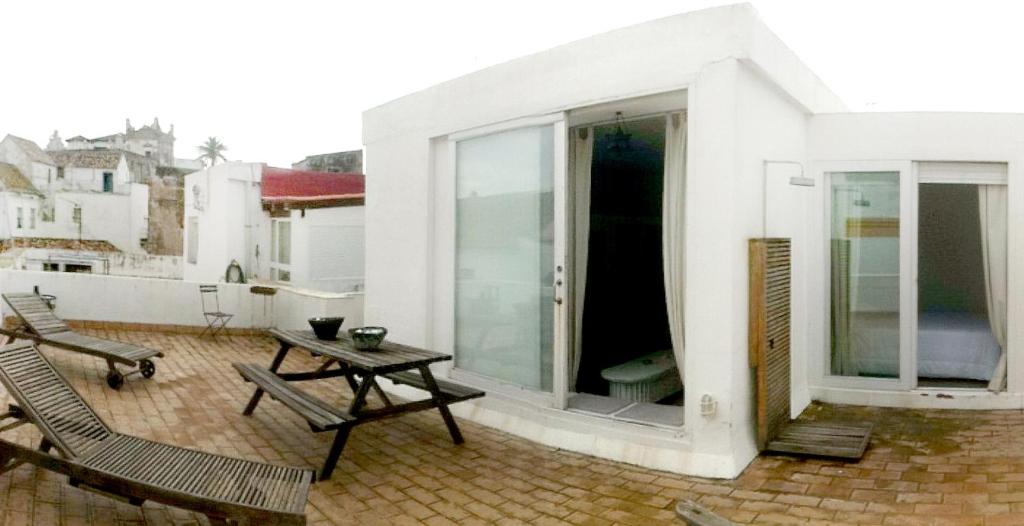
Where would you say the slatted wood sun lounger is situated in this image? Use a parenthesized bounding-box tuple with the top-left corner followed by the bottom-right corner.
(0, 293, 163, 389)
(0, 341, 313, 525)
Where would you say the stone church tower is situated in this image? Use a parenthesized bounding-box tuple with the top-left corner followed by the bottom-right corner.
(124, 118, 175, 167)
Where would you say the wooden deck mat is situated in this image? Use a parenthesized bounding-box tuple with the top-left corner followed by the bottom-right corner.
(765, 421, 873, 459)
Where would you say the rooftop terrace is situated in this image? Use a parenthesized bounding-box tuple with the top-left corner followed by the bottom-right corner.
(0, 329, 1021, 525)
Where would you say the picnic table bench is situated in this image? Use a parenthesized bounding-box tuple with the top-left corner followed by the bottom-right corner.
(234, 329, 484, 480)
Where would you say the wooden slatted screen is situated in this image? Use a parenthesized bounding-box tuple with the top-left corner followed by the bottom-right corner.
(749, 238, 791, 451)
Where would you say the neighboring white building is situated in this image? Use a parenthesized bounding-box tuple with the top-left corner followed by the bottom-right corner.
(47, 150, 153, 192)
(183, 162, 365, 292)
(0, 162, 44, 239)
(361, 3, 1024, 479)
(173, 157, 204, 171)
(0, 135, 57, 191)
(0, 138, 150, 255)
(59, 118, 175, 167)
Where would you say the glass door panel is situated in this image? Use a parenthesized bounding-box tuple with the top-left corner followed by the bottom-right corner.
(454, 125, 555, 391)
(829, 172, 900, 379)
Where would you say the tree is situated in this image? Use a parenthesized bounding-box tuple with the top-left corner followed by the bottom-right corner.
(197, 137, 228, 167)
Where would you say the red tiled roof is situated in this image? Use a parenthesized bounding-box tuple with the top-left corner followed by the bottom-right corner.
(261, 166, 364, 206)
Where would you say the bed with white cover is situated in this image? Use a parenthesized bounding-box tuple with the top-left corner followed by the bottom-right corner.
(851, 312, 1000, 380)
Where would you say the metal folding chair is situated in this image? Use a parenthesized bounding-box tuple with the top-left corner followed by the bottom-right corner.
(199, 285, 234, 338)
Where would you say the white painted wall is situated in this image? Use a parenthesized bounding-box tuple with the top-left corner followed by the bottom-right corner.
(28, 187, 150, 253)
(183, 162, 265, 283)
(29, 161, 55, 191)
(0, 138, 53, 190)
(283, 206, 365, 293)
(700, 60, 811, 470)
(175, 158, 204, 171)
(0, 269, 363, 330)
(7, 248, 183, 279)
(361, 5, 841, 478)
(61, 157, 131, 194)
(0, 193, 43, 239)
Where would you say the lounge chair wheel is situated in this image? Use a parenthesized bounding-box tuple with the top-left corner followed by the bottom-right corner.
(106, 371, 124, 390)
(139, 359, 156, 379)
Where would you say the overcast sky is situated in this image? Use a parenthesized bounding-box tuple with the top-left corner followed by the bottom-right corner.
(1, 1, 1022, 168)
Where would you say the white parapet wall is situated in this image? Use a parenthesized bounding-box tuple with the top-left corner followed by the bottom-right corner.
(0, 269, 363, 331)
(6, 248, 184, 279)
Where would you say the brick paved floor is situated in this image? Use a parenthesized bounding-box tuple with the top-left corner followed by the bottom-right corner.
(0, 330, 1021, 525)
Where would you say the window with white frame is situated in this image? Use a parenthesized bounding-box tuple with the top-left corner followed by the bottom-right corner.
(29, 208, 35, 229)
(16, 207, 23, 229)
(270, 219, 292, 282)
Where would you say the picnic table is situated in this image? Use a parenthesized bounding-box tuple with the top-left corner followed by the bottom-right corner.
(233, 329, 484, 480)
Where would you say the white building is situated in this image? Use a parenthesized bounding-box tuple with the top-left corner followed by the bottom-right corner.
(183, 162, 365, 292)
(0, 135, 57, 190)
(60, 118, 175, 167)
(361, 3, 1024, 479)
(0, 162, 44, 239)
(0, 137, 150, 256)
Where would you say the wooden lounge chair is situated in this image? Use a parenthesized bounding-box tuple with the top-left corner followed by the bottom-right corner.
(0, 293, 163, 389)
(0, 341, 313, 525)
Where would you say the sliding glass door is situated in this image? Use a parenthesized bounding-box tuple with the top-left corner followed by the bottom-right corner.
(825, 162, 915, 389)
(453, 122, 566, 393)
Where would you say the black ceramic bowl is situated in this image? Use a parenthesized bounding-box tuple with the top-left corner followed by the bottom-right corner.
(308, 317, 345, 340)
(349, 327, 387, 350)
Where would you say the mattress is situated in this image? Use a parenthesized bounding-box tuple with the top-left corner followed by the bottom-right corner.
(851, 312, 1000, 381)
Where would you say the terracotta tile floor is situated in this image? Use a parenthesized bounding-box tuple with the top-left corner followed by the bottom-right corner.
(0, 330, 1021, 525)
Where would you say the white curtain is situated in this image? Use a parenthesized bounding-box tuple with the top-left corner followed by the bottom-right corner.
(829, 185, 857, 376)
(569, 127, 593, 390)
(663, 113, 687, 381)
(981, 185, 1008, 391)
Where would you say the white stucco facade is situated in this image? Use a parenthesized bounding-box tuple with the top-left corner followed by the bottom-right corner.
(184, 163, 266, 284)
(0, 137, 56, 190)
(0, 136, 150, 254)
(183, 163, 365, 292)
(0, 192, 44, 239)
(361, 3, 1024, 479)
(362, 4, 843, 478)
(272, 206, 365, 293)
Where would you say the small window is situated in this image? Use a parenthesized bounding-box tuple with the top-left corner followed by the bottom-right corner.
(64, 264, 92, 274)
(42, 263, 59, 272)
(72, 206, 81, 225)
(277, 222, 291, 264)
(187, 217, 199, 264)
(29, 208, 35, 229)
(102, 172, 114, 192)
(16, 208, 22, 229)
(57, 167, 64, 180)
(270, 220, 291, 282)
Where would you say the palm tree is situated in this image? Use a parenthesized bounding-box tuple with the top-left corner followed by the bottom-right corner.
(197, 137, 228, 167)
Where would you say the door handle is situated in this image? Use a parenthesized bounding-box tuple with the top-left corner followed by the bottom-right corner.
(554, 297, 563, 305)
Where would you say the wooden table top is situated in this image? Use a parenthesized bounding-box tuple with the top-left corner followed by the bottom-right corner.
(270, 329, 450, 373)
